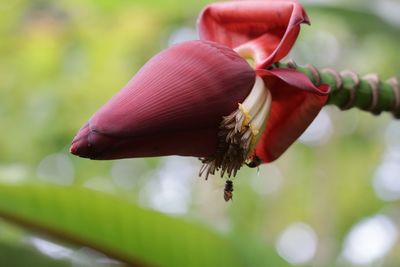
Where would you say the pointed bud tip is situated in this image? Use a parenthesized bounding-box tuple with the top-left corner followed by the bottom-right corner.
(69, 123, 96, 159)
(69, 142, 77, 155)
(69, 139, 92, 159)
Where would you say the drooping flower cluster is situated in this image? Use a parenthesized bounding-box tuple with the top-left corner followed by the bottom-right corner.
(70, 0, 329, 179)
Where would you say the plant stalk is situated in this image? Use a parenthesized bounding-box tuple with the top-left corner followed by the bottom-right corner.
(273, 61, 400, 118)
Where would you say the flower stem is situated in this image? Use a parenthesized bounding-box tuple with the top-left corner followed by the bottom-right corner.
(273, 61, 400, 118)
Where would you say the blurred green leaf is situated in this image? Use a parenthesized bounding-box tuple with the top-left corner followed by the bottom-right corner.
(0, 183, 242, 267)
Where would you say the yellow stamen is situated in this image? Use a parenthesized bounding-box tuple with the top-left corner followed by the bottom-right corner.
(199, 76, 272, 179)
(238, 103, 252, 128)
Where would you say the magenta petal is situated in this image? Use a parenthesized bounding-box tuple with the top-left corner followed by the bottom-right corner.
(254, 69, 329, 163)
(198, 0, 309, 68)
(257, 69, 330, 95)
(71, 40, 255, 159)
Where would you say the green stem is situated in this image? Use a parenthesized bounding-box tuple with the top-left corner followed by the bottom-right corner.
(273, 61, 400, 118)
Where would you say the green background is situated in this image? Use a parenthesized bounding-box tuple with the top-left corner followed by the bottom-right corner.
(0, 0, 400, 266)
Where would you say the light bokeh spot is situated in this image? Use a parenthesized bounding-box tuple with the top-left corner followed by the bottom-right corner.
(111, 159, 149, 190)
(385, 121, 400, 147)
(0, 164, 28, 184)
(139, 156, 197, 215)
(372, 0, 400, 27)
(28, 237, 73, 260)
(276, 223, 318, 265)
(168, 27, 197, 46)
(251, 164, 283, 196)
(373, 161, 400, 201)
(36, 153, 74, 186)
(299, 109, 333, 146)
(342, 215, 398, 265)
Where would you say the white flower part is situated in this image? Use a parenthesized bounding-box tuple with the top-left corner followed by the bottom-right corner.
(199, 76, 271, 179)
(234, 44, 265, 69)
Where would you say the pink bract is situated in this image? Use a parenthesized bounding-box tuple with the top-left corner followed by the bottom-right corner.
(71, 41, 255, 159)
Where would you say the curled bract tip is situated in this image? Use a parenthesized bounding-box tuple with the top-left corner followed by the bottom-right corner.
(197, 0, 310, 68)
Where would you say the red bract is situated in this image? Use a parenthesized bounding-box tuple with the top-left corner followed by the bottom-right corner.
(71, 41, 255, 159)
(71, 0, 329, 174)
(198, 0, 309, 69)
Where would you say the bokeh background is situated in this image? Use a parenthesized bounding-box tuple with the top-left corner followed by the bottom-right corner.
(1, 0, 400, 266)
